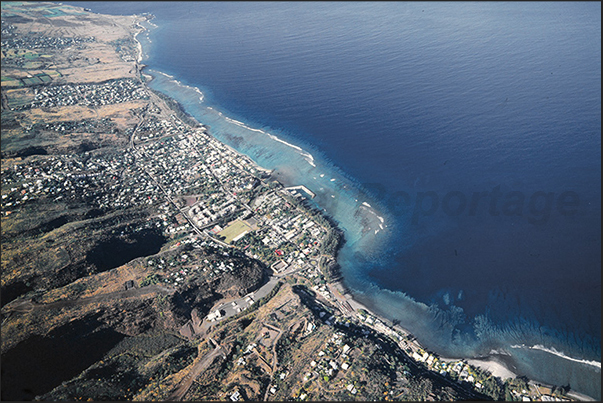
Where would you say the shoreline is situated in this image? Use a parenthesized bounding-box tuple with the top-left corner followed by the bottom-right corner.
(329, 277, 600, 401)
(330, 278, 520, 380)
(127, 13, 599, 402)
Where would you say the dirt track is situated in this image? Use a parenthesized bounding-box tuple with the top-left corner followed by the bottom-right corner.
(167, 338, 226, 401)
(5, 284, 175, 313)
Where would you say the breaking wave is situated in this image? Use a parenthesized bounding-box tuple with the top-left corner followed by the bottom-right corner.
(511, 344, 601, 369)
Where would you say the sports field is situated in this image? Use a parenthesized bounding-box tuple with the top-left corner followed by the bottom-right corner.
(218, 219, 253, 244)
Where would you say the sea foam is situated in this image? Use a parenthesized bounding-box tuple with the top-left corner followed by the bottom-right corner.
(511, 344, 602, 369)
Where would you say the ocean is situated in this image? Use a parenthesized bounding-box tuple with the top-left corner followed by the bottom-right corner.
(67, 2, 601, 398)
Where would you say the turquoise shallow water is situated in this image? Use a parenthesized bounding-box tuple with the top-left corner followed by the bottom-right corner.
(68, 2, 601, 397)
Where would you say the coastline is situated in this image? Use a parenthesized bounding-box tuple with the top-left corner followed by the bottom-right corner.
(128, 13, 599, 402)
(331, 277, 521, 380)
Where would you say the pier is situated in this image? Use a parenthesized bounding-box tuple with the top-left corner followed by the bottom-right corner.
(285, 185, 316, 199)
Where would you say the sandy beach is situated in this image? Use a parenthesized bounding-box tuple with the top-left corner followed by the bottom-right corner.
(133, 22, 145, 63)
(466, 358, 517, 380)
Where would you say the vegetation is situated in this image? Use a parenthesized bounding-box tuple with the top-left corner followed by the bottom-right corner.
(320, 228, 343, 256)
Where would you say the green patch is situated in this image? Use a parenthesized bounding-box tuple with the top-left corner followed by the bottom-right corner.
(217, 219, 254, 244)
(23, 51, 40, 60)
(44, 70, 62, 78)
(5, 49, 39, 59)
(140, 273, 163, 287)
(1, 77, 23, 87)
(21, 76, 43, 86)
(22, 61, 43, 69)
(41, 8, 68, 18)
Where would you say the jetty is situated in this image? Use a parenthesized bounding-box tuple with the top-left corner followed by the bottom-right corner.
(285, 185, 316, 199)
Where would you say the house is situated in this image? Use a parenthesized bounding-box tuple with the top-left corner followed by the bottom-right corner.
(207, 309, 225, 321)
(230, 390, 241, 401)
(271, 260, 288, 273)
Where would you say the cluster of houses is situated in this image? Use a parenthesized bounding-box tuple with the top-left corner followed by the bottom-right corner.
(189, 129, 262, 196)
(0, 151, 192, 245)
(38, 117, 116, 134)
(134, 124, 259, 206)
(239, 190, 326, 266)
(24, 78, 148, 110)
(189, 197, 238, 228)
(311, 332, 354, 383)
(143, 236, 247, 289)
(137, 134, 214, 198)
(134, 113, 191, 143)
(1, 20, 17, 37)
(1, 31, 94, 51)
(0, 149, 163, 213)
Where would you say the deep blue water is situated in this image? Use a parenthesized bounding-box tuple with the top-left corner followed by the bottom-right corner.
(68, 2, 601, 398)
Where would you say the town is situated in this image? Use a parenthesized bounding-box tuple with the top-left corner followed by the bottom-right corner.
(0, 2, 587, 402)
(3, 64, 568, 403)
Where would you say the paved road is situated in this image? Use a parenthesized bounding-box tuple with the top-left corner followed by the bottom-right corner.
(211, 276, 280, 320)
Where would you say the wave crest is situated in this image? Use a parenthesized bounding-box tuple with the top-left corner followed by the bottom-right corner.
(511, 344, 601, 369)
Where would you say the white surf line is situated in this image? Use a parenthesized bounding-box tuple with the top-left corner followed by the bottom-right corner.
(360, 201, 386, 226)
(300, 151, 316, 167)
(152, 70, 205, 102)
(153, 70, 175, 79)
(153, 71, 314, 166)
(511, 344, 601, 369)
(223, 116, 316, 167)
(192, 86, 204, 102)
